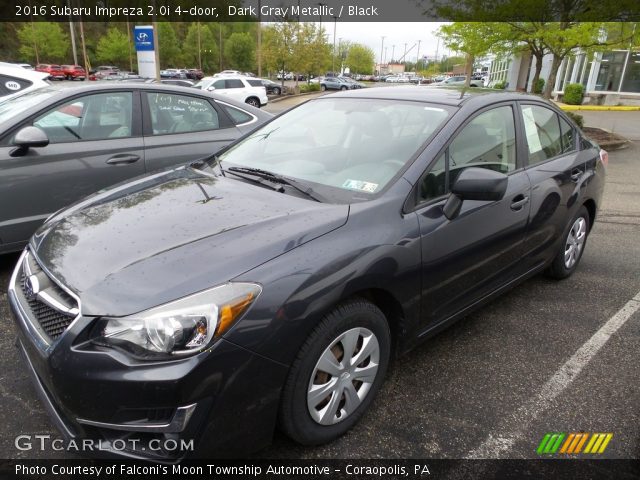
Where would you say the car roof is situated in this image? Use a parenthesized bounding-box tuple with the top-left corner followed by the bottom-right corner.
(327, 86, 550, 108)
(0, 65, 49, 82)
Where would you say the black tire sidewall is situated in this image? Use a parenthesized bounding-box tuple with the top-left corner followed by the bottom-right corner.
(280, 300, 390, 445)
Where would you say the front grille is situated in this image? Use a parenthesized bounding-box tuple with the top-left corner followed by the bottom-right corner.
(18, 252, 79, 342)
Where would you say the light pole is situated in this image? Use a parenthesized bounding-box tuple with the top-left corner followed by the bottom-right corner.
(318, 3, 325, 30)
(379, 35, 385, 75)
(391, 45, 395, 64)
(416, 39, 421, 71)
(332, 15, 338, 73)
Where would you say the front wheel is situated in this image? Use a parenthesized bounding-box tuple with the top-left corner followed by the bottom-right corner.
(245, 97, 260, 108)
(320, 84, 327, 91)
(340, 86, 347, 91)
(273, 87, 281, 95)
(546, 206, 590, 279)
(279, 299, 390, 445)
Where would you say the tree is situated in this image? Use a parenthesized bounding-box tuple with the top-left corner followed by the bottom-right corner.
(262, 22, 297, 82)
(438, 23, 509, 88)
(224, 32, 255, 72)
(182, 23, 218, 72)
(157, 22, 181, 67)
(345, 44, 375, 75)
(17, 22, 69, 63)
(95, 27, 130, 68)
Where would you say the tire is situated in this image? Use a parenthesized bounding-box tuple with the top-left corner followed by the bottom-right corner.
(546, 206, 590, 279)
(321, 84, 326, 91)
(274, 87, 281, 95)
(279, 299, 390, 445)
(245, 97, 260, 108)
(340, 86, 347, 91)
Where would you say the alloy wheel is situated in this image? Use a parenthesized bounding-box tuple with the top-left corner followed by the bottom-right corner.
(564, 217, 587, 269)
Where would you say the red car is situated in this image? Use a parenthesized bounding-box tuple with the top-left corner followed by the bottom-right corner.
(61, 65, 86, 80)
(35, 64, 65, 80)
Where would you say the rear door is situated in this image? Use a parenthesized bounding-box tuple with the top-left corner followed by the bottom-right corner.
(0, 90, 144, 247)
(415, 103, 532, 328)
(141, 90, 242, 171)
(517, 102, 590, 265)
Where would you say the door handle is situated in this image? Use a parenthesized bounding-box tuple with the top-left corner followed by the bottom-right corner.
(510, 194, 529, 211)
(106, 154, 140, 165)
(570, 168, 582, 182)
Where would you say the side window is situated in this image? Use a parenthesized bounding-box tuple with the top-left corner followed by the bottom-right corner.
(225, 79, 244, 89)
(418, 153, 446, 203)
(33, 92, 133, 143)
(418, 106, 516, 203)
(247, 79, 263, 87)
(220, 104, 254, 125)
(212, 80, 226, 89)
(147, 93, 220, 135)
(520, 105, 563, 165)
(559, 116, 576, 153)
(0, 74, 33, 96)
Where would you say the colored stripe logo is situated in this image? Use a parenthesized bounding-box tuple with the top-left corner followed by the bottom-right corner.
(537, 433, 613, 455)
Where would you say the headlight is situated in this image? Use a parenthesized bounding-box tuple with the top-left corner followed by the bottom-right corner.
(91, 283, 261, 359)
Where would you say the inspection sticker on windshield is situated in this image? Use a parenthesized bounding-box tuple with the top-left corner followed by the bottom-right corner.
(343, 179, 378, 193)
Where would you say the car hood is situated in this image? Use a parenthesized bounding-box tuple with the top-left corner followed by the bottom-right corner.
(30, 167, 349, 316)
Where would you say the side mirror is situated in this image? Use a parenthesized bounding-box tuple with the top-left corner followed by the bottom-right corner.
(443, 167, 508, 220)
(10, 126, 49, 157)
(206, 86, 215, 91)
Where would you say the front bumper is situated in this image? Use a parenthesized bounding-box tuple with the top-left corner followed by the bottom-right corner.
(8, 251, 288, 460)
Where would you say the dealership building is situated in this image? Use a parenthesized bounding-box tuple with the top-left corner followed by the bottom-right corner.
(487, 47, 640, 105)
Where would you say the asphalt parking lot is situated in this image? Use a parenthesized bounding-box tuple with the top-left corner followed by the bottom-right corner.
(0, 109, 638, 462)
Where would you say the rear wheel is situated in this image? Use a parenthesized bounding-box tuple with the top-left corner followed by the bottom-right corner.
(321, 84, 326, 91)
(273, 87, 281, 95)
(340, 86, 347, 91)
(279, 299, 390, 445)
(245, 97, 260, 108)
(546, 206, 590, 279)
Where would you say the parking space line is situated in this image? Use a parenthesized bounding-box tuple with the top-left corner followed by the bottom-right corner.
(468, 289, 640, 458)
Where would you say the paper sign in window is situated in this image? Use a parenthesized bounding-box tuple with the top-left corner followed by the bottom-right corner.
(522, 106, 543, 154)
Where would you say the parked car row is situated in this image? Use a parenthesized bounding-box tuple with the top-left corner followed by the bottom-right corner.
(318, 76, 365, 91)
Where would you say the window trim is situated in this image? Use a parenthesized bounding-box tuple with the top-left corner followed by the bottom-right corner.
(409, 101, 521, 212)
(517, 102, 578, 169)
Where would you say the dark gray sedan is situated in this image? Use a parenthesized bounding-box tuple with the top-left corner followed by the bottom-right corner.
(0, 83, 272, 253)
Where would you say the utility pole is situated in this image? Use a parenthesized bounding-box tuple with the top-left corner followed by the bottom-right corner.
(403, 43, 407, 65)
(379, 35, 385, 75)
(416, 39, 421, 70)
(257, 0, 262, 77)
(391, 45, 395, 64)
(197, 21, 202, 71)
(67, 0, 77, 65)
(152, 0, 160, 80)
(332, 15, 338, 73)
(126, 20, 133, 72)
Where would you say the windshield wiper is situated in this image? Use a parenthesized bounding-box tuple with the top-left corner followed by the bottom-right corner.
(226, 166, 325, 202)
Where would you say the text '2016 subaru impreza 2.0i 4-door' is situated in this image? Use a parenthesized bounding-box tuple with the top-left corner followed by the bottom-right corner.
(9, 87, 606, 461)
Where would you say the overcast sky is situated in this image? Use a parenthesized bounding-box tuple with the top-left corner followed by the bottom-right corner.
(320, 22, 450, 63)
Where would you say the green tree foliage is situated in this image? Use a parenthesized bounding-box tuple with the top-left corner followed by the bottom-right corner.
(224, 32, 255, 72)
(345, 44, 376, 75)
(262, 22, 297, 78)
(17, 22, 69, 63)
(182, 23, 218, 72)
(438, 22, 510, 88)
(96, 27, 130, 68)
(157, 22, 181, 67)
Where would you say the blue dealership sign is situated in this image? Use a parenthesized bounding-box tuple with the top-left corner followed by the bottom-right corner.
(134, 26, 154, 52)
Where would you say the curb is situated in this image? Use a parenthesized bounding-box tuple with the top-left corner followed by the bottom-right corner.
(268, 91, 323, 104)
(559, 105, 640, 111)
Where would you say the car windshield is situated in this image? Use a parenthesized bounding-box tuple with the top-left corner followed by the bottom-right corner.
(0, 88, 60, 123)
(215, 97, 451, 202)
